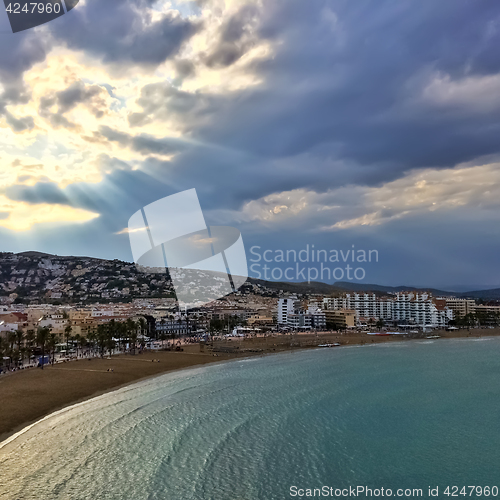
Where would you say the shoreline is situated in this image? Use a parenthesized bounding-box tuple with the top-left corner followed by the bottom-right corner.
(1, 328, 498, 447)
(0, 354, 245, 450)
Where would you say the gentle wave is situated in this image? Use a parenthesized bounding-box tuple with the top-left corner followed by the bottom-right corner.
(1, 341, 500, 499)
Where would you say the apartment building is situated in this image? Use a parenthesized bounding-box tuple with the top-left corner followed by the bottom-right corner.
(323, 294, 392, 321)
(278, 297, 300, 324)
(38, 314, 68, 335)
(475, 304, 500, 326)
(475, 304, 500, 314)
(442, 298, 476, 318)
(306, 305, 326, 329)
(324, 309, 356, 329)
(286, 312, 312, 330)
(323, 292, 453, 327)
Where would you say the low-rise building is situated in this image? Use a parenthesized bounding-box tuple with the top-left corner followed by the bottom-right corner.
(324, 309, 356, 329)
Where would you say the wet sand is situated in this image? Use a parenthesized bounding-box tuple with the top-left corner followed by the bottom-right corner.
(1, 328, 498, 443)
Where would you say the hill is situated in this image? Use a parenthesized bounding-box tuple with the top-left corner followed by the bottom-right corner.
(0, 251, 498, 303)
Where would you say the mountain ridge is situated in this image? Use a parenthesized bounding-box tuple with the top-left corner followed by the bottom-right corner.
(1, 252, 499, 301)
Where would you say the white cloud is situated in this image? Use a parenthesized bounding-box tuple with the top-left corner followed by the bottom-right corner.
(220, 162, 500, 231)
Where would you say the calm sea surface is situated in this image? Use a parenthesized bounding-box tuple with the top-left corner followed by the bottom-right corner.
(1, 338, 500, 499)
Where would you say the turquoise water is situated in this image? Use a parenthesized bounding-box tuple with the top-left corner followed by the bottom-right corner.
(1, 338, 500, 499)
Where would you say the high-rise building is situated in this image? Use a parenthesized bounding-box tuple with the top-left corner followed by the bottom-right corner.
(277, 296, 300, 324)
(323, 292, 454, 327)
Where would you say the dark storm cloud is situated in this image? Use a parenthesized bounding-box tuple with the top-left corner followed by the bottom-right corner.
(97, 126, 187, 156)
(115, 0, 500, 212)
(4, 111, 34, 132)
(0, 31, 49, 83)
(49, 0, 201, 65)
(0, 69, 38, 132)
(175, 59, 196, 79)
(188, 0, 500, 180)
(3, 0, 500, 288)
(127, 82, 217, 128)
(60, 0, 500, 213)
(4, 182, 70, 206)
(55, 81, 103, 114)
(38, 80, 107, 128)
(0, 28, 49, 130)
(204, 4, 260, 68)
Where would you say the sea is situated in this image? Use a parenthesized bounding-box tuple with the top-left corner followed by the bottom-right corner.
(1, 338, 500, 500)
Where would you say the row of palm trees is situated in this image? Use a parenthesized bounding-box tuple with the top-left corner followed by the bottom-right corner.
(88, 317, 147, 357)
(0, 317, 149, 371)
(0, 327, 54, 370)
(452, 311, 500, 329)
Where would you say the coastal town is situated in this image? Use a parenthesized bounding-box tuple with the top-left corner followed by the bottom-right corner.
(1, 251, 499, 373)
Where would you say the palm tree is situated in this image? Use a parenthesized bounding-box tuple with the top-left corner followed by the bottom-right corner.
(138, 317, 147, 347)
(6, 331, 17, 368)
(48, 333, 58, 365)
(78, 335, 87, 357)
(96, 325, 108, 358)
(37, 327, 50, 369)
(126, 318, 137, 354)
(0, 337, 6, 371)
(14, 328, 25, 367)
(64, 324, 72, 357)
(25, 329, 35, 365)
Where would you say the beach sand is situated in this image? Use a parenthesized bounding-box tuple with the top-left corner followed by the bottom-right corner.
(1, 328, 498, 443)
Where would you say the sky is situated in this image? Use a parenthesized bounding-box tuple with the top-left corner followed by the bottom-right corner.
(0, 0, 499, 290)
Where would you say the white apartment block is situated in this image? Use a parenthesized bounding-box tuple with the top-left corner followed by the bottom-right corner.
(323, 293, 392, 321)
(286, 312, 312, 330)
(307, 305, 326, 329)
(323, 292, 453, 328)
(392, 293, 452, 328)
(38, 314, 68, 334)
(278, 297, 300, 324)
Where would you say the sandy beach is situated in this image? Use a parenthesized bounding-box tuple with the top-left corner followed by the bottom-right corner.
(1, 328, 498, 444)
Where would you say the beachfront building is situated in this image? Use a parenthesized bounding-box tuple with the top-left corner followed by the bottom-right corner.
(323, 294, 393, 321)
(474, 305, 500, 326)
(346, 293, 393, 321)
(307, 305, 326, 329)
(324, 309, 356, 329)
(156, 319, 192, 337)
(247, 315, 274, 326)
(323, 292, 453, 327)
(443, 298, 476, 318)
(392, 293, 453, 328)
(278, 297, 300, 324)
(323, 296, 348, 311)
(286, 312, 312, 330)
(38, 314, 68, 335)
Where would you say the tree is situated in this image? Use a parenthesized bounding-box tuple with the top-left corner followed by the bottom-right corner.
(96, 325, 108, 358)
(64, 324, 72, 357)
(0, 337, 6, 371)
(14, 328, 25, 367)
(37, 327, 51, 369)
(117, 321, 127, 352)
(126, 318, 137, 354)
(26, 329, 35, 363)
(7, 331, 17, 368)
(48, 333, 58, 365)
(138, 317, 147, 348)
